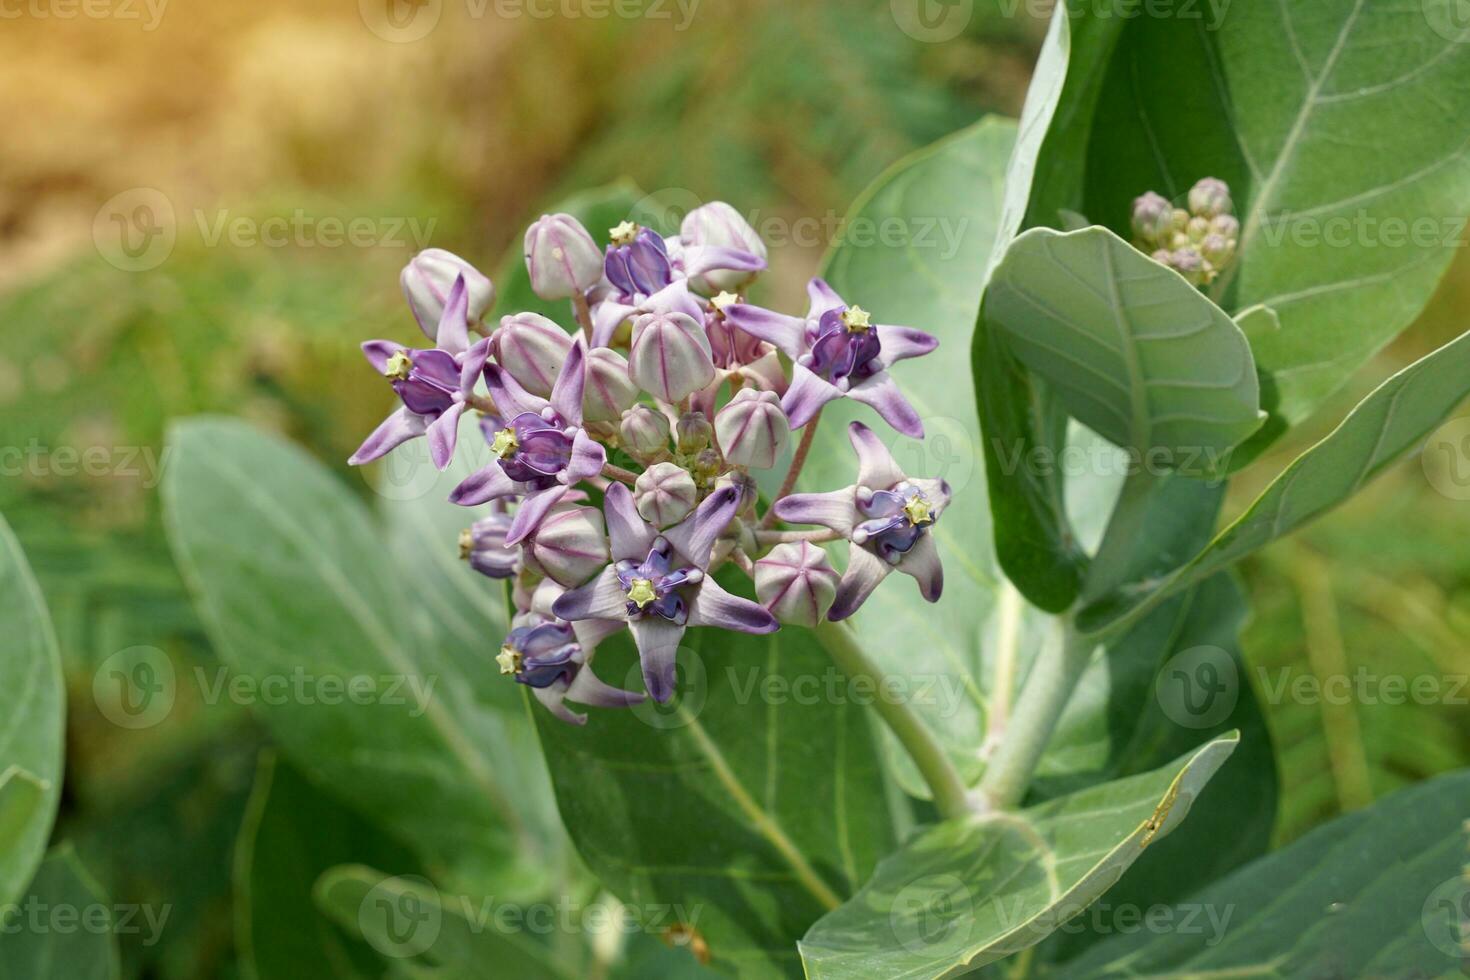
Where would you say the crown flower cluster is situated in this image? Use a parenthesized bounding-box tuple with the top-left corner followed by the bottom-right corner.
(350, 202, 950, 723)
(1130, 176, 1239, 286)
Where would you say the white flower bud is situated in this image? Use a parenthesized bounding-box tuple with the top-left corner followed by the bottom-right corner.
(628, 311, 716, 403)
(634, 462, 698, 528)
(755, 541, 839, 627)
(1188, 177, 1233, 219)
(491, 313, 575, 397)
(401, 249, 495, 338)
(715, 388, 789, 470)
(620, 406, 671, 458)
(523, 506, 609, 588)
(582, 347, 639, 423)
(524, 213, 604, 301)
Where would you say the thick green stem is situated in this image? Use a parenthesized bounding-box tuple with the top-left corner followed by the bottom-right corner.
(815, 620, 974, 820)
(977, 622, 1094, 809)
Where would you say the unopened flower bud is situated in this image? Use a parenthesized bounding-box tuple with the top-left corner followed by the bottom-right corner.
(1188, 177, 1233, 219)
(524, 213, 604, 301)
(692, 447, 724, 488)
(628, 311, 715, 403)
(582, 347, 638, 422)
(755, 541, 839, 627)
(1170, 248, 1206, 286)
(1200, 233, 1235, 268)
(491, 313, 575, 397)
(715, 388, 789, 470)
(461, 513, 518, 580)
(1130, 191, 1173, 245)
(522, 505, 609, 587)
(401, 249, 495, 338)
(1210, 214, 1240, 239)
(1186, 215, 1210, 243)
(681, 201, 767, 292)
(675, 411, 714, 454)
(620, 405, 671, 458)
(634, 462, 698, 527)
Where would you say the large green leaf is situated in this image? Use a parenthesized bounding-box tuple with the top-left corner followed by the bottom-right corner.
(533, 616, 897, 978)
(0, 847, 119, 980)
(315, 866, 573, 979)
(1066, 769, 1470, 978)
(235, 752, 420, 980)
(162, 418, 545, 896)
(0, 515, 64, 908)
(1211, 0, 1470, 436)
(983, 226, 1264, 464)
(1081, 327, 1470, 635)
(797, 734, 1238, 979)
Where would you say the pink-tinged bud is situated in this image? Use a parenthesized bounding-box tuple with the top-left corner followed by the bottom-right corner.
(1200, 233, 1235, 268)
(491, 313, 575, 397)
(524, 213, 603, 301)
(582, 347, 638, 422)
(681, 201, 767, 292)
(1130, 191, 1173, 245)
(1186, 215, 1210, 243)
(634, 462, 698, 527)
(620, 405, 671, 458)
(522, 505, 609, 588)
(755, 541, 839, 627)
(628, 311, 715, 403)
(1169, 248, 1207, 286)
(401, 249, 495, 338)
(1188, 177, 1233, 219)
(1210, 213, 1240, 239)
(715, 388, 789, 470)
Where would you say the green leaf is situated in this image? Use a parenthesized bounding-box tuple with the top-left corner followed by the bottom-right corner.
(1065, 769, 1470, 977)
(315, 865, 573, 980)
(806, 118, 1038, 794)
(491, 181, 641, 325)
(983, 226, 1264, 465)
(235, 751, 420, 980)
(162, 417, 545, 896)
(1080, 327, 1470, 635)
(0, 846, 120, 980)
(1212, 0, 1470, 433)
(797, 734, 1239, 979)
(532, 616, 897, 978)
(0, 514, 64, 908)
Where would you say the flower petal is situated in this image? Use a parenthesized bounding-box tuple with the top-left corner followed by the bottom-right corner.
(724, 304, 807, 360)
(771, 488, 856, 535)
(662, 484, 739, 570)
(828, 546, 892, 621)
(680, 244, 766, 279)
(448, 461, 518, 506)
(847, 371, 924, 438)
(806, 277, 844, 319)
(565, 660, 646, 708)
(553, 566, 628, 621)
(531, 683, 587, 725)
(896, 532, 944, 602)
(507, 486, 569, 546)
(426, 401, 466, 470)
(591, 299, 636, 348)
(349, 407, 427, 466)
(550, 338, 586, 424)
(629, 617, 686, 703)
(459, 336, 492, 394)
(876, 324, 939, 367)
(563, 427, 607, 485)
(603, 483, 656, 562)
(781, 365, 842, 430)
(689, 578, 779, 634)
(570, 617, 627, 650)
(848, 421, 905, 490)
(435, 274, 471, 355)
(362, 339, 400, 373)
(484, 363, 550, 420)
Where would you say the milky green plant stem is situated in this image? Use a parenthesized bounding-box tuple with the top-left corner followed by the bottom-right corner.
(815, 619, 974, 820)
(977, 620, 1094, 809)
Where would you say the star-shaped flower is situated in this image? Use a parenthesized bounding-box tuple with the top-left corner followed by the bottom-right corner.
(553, 483, 778, 701)
(772, 422, 949, 619)
(724, 278, 938, 437)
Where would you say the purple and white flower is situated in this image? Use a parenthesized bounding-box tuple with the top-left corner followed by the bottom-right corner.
(725, 278, 938, 438)
(772, 422, 948, 620)
(449, 338, 607, 544)
(553, 483, 778, 702)
(400, 249, 495, 338)
(498, 610, 642, 726)
(352, 275, 491, 470)
(461, 508, 519, 580)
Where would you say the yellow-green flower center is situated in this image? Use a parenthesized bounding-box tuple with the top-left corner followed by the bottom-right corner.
(609, 220, 639, 246)
(383, 350, 414, 381)
(710, 290, 740, 313)
(840, 305, 872, 332)
(491, 427, 519, 459)
(903, 495, 935, 527)
(626, 578, 658, 609)
(496, 645, 522, 676)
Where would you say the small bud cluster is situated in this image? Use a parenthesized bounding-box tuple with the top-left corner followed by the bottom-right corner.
(351, 203, 949, 722)
(1130, 177, 1239, 286)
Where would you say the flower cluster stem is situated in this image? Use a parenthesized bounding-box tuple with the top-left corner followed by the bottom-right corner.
(815, 620, 974, 821)
(761, 411, 822, 528)
(600, 462, 640, 485)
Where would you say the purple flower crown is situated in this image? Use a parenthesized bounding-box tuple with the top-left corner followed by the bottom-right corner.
(351, 204, 948, 724)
